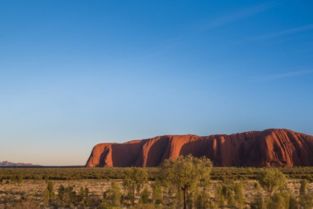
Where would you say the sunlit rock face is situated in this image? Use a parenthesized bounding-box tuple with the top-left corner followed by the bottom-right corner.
(86, 129, 313, 167)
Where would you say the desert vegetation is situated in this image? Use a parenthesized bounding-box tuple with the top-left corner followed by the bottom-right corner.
(2, 166, 313, 182)
(1, 156, 313, 209)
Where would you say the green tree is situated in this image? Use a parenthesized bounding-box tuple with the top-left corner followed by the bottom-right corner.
(233, 181, 245, 209)
(123, 168, 148, 205)
(16, 175, 23, 185)
(160, 155, 212, 209)
(56, 185, 79, 207)
(259, 169, 287, 196)
(44, 181, 54, 205)
(257, 169, 294, 209)
(103, 181, 122, 207)
(82, 187, 90, 207)
(195, 191, 212, 209)
(58, 185, 65, 202)
(111, 182, 122, 206)
(43, 190, 50, 205)
(48, 182, 54, 196)
(215, 179, 246, 209)
(300, 179, 307, 196)
(151, 181, 163, 205)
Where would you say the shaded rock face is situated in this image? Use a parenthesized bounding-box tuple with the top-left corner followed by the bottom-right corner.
(86, 129, 313, 167)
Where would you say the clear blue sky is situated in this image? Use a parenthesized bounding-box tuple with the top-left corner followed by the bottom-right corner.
(1, 0, 313, 165)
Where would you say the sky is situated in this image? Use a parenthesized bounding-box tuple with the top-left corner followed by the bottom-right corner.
(0, 0, 313, 165)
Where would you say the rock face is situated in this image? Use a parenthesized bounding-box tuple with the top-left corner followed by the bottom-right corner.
(86, 129, 313, 167)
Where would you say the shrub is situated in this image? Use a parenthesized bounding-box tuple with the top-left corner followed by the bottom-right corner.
(140, 186, 151, 204)
(259, 169, 287, 195)
(160, 155, 212, 209)
(151, 181, 163, 205)
(123, 168, 148, 205)
(103, 181, 122, 207)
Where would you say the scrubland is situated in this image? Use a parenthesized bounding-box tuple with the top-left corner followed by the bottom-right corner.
(1, 156, 313, 209)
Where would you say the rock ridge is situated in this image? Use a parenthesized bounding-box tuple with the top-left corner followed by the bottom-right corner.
(86, 129, 313, 167)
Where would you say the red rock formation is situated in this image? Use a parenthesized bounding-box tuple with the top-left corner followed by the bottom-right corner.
(86, 129, 313, 167)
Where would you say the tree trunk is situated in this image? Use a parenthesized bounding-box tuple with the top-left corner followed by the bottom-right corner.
(131, 186, 135, 205)
(183, 188, 187, 209)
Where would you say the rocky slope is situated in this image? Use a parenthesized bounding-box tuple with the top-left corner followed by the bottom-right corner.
(86, 129, 313, 167)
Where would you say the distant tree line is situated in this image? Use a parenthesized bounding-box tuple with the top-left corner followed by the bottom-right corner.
(2, 166, 313, 182)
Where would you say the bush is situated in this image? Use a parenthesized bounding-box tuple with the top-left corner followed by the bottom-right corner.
(215, 179, 245, 208)
(151, 181, 163, 205)
(299, 179, 313, 209)
(267, 191, 290, 209)
(160, 155, 212, 209)
(103, 181, 122, 207)
(122, 168, 148, 205)
(251, 193, 267, 209)
(259, 169, 287, 195)
(140, 186, 151, 204)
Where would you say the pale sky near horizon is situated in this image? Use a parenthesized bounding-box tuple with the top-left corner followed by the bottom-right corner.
(1, 0, 313, 165)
